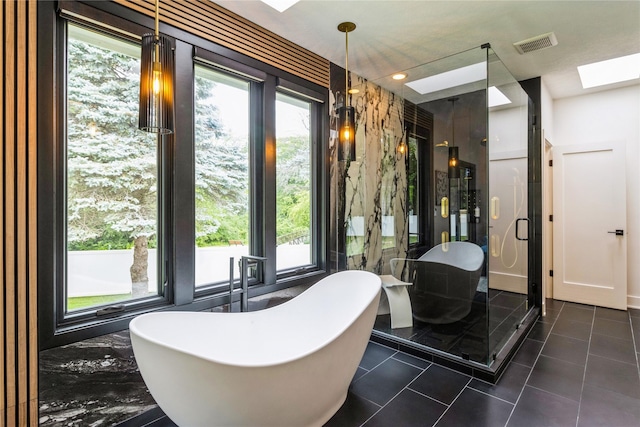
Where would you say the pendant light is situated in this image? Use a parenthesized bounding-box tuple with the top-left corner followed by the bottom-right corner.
(447, 97, 460, 179)
(337, 22, 356, 161)
(139, 0, 175, 134)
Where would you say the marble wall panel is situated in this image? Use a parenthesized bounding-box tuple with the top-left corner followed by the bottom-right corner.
(330, 64, 408, 275)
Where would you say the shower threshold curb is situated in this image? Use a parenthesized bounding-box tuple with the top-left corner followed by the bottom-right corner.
(370, 307, 540, 383)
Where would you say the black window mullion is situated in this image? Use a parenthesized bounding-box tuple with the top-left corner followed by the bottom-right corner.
(312, 100, 329, 271)
(173, 39, 195, 305)
(261, 76, 277, 285)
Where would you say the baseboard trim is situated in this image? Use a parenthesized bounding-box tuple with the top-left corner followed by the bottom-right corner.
(627, 295, 640, 310)
(371, 307, 540, 384)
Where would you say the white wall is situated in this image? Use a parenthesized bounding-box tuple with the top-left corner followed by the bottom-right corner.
(68, 249, 158, 297)
(552, 84, 640, 308)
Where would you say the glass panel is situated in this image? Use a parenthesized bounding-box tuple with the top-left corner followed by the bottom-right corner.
(275, 92, 312, 270)
(66, 24, 159, 312)
(333, 44, 535, 366)
(367, 46, 493, 364)
(416, 51, 490, 364)
(487, 47, 531, 357)
(194, 66, 250, 286)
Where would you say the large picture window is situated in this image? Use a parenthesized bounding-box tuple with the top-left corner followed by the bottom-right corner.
(275, 92, 313, 271)
(39, 3, 328, 348)
(194, 66, 251, 286)
(65, 23, 161, 312)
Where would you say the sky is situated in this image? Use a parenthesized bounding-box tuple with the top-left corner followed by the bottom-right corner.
(210, 83, 309, 139)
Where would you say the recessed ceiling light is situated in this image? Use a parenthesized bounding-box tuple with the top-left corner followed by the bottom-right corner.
(260, 0, 300, 12)
(577, 53, 640, 89)
(488, 86, 511, 107)
(405, 62, 486, 95)
(392, 73, 407, 80)
(348, 88, 360, 94)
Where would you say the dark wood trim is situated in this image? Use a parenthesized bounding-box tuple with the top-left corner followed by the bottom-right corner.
(112, 0, 330, 88)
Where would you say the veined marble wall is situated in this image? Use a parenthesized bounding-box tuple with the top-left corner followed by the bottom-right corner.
(330, 63, 408, 274)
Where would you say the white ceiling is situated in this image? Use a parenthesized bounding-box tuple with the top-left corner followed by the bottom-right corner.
(212, 0, 640, 100)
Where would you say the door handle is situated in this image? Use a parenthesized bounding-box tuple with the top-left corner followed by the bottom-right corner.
(607, 229, 624, 236)
(515, 218, 530, 241)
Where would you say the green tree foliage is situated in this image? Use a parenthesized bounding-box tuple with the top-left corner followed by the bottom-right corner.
(66, 34, 157, 253)
(194, 75, 249, 246)
(67, 31, 250, 256)
(276, 135, 311, 242)
(67, 27, 310, 262)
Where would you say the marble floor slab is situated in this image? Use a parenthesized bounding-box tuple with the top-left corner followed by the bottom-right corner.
(39, 284, 311, 426)
(39, 331, 156, 426)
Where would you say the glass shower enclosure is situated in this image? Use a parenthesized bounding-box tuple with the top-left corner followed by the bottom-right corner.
(364, 45, 535, 367)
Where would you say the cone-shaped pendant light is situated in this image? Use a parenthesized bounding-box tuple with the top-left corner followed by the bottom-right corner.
(139, 0, 175, 134)
(337, 22, 356, 161)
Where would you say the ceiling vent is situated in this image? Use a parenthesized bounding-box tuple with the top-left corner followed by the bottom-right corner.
(513, 32, 558, 54)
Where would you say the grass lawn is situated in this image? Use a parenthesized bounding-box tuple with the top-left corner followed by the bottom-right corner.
(67, 293, 131, 311)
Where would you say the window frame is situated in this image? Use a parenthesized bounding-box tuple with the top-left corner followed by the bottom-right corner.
(406, 124, 434, 256)
(274, 84, 324, 277)
(38, 1, 329, 349)
(67, 20, 173, 313)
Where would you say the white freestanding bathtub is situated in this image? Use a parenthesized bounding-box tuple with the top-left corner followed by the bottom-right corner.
(129, 270, 381, 427)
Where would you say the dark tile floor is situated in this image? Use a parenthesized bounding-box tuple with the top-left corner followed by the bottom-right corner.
(374, 287, 528, 364)
(139, 300, 640, 427)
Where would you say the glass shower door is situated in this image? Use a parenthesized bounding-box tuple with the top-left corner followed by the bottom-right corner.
(487, 47, 531, 359)
(363, 45, 535, 368)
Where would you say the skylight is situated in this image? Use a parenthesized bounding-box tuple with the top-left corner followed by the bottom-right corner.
(405, 62, 486, 95)
(488, 86, 511, 107)
(260, 0, 300, 12)
(577, 53, 640, 89)
(403, 63, 511, 107)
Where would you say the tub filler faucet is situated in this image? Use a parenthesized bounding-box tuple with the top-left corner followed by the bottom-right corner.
(228, 255, 267, 312)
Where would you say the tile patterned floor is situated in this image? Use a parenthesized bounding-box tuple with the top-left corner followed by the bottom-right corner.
(139, 301, 640, 427)
(374, 288, 528, 365)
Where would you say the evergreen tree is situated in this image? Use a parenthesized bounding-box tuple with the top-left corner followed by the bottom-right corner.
(67, 30, 247, 289)
(67, 34, 158, 285)
(194, 75, 248, 244)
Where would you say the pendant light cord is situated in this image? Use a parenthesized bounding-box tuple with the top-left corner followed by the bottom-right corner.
(338, 22, 355, 107)
(154, 0, 160, 58)
(345, 28, 349, 107)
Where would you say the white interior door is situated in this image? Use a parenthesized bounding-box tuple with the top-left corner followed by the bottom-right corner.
(553, 141, 627, 310)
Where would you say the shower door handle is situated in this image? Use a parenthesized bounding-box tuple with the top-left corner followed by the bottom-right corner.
(608, 229, 624, 236)
(515, 218, 530, 241)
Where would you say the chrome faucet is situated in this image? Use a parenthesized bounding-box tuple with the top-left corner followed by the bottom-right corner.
(228, 256, 267, 312)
